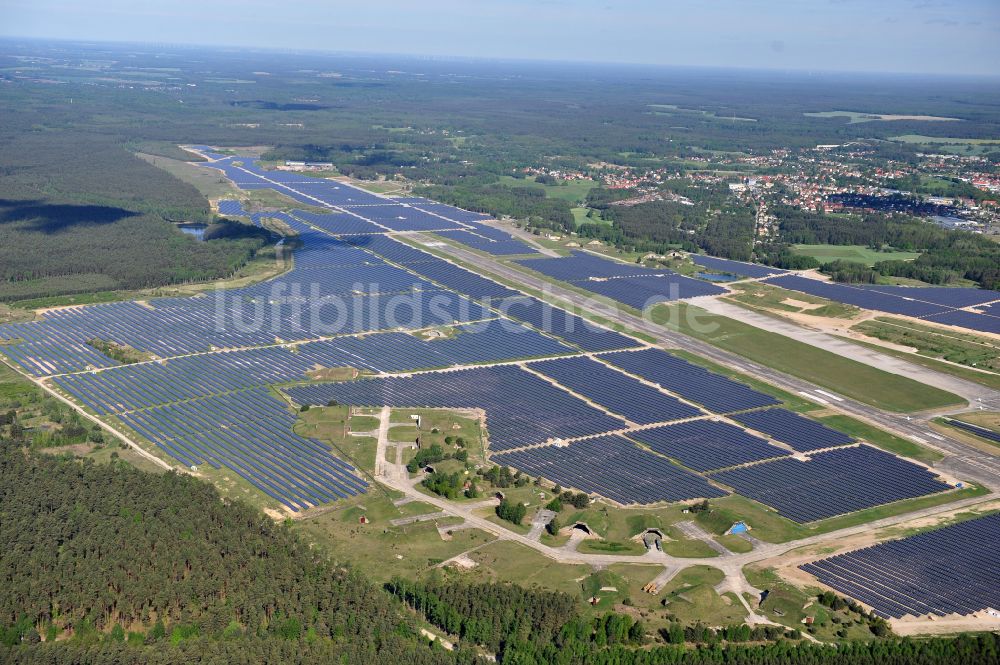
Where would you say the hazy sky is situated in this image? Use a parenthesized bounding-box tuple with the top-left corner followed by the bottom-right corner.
(2, 0, 998, 75)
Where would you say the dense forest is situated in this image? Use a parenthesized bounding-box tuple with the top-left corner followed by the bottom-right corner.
(0, 440, 464, 663)
(0, 127, 272, 302)
(415, 182, 575, 231)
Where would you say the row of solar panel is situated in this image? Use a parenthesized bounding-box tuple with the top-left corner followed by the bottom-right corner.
(689, 255, 787, 279)
(515, 251, 728, 309)
(54, 321, 576, 415)
(493, 435, 728, 505)
(801, 513, 1000, 618)
(120, 388, 366, 511)
(945, 419, 1000, 444)
(710, 445, 951, 523)
(0, 290, 494, 376)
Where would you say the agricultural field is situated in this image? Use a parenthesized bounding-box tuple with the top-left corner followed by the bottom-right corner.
(890, 134, 1000, 155)
(804, 111, 960, 124)
(790, 244, 921, 266)
(498, 175, 598, 204)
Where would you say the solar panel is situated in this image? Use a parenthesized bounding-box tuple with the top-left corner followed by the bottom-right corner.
(627, 419, 788, 471)
(944, 419, 1000, 444)
(732, 408, 855, 452)
(283, 365, 627, 452)
(492, 434, 728, 505)
(801, 514, 1000, 618)
(710, 445, 951, 523)
(528, 356, 702, 424)
(120, 388, 366, 511)
(690, 255, 786, 279)
(603, 348, 780, 413)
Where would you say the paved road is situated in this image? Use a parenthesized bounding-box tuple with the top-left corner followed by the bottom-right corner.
(527, 509, 557, 541)
(409, 238, 1000, 491)
(690, 296, 1000, 408)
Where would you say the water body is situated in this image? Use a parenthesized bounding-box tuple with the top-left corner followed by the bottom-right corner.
(696, 272, 738, 282)
(177, 223, 208, 240)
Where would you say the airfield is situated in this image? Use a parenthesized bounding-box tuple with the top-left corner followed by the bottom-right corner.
(1, 146, 999, 635)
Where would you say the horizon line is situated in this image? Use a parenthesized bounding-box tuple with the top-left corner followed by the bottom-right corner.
(2, 34, 999, 82)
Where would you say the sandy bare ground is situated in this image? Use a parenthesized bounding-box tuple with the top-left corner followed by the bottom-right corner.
(892, 614, 1000, 636)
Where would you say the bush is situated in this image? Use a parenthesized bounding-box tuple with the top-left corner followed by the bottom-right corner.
(496, 498, 527, 525)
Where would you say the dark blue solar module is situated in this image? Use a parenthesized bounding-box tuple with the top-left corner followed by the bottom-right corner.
(767, 276, 951, 318)
(767, 275, 1000, 335)
(579, 274, 726, 310)
(690, 255, 786, 279)
(528, 356, 702, 424)
(923, 309, 1000, 335)
(52, 320, 573, 414)
(200, 156, 388, 206)
(492, 435, 727, 505)
(340, 204, 465, 232)
(710, 445, 951, 523)
(405, 257, 522, 300)
(291, 209, 386, 235)
(346, 234, 442, 264)
(603, 348, 780, 413)
(517, 251, 666, 281)
(501, 297, 642, 352)
(388, 197, 434, 205)
(801, 513, 1000, 618)
(0, 280, 495, 376)
(464, 223, 523, 242)
(865, 285, 1000, 308)
(627, 419, 788, 472)
(283, 365, 627, 452)
(217, 199, 248, 217)
(412, 203, 494, 224)
(188, 145, 229, 161)
(732, 408, 855, 452)
(945, 419, 1000, 444)
(981, 302, 1000, 316)
(120, 388, 366, 512)
(515, 251, 725, 308)
(436, 229, 535, 256)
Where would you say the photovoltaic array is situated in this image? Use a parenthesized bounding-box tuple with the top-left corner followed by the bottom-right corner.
(0, 147, 954, 519)
(943, 419, 1000, 444)
(121, 389, 367, 511)
(627, 420, 788, 472)
(603, 348, 780, 413)
(492, 435, 727, 505)
(732, 408, 855, 452)
(516, 251, 726, 310)
(710, 445, 951, 523)
(529, 355, 701, 424)
(689, 255, 786, 279)
(801, 513, 1000, 618)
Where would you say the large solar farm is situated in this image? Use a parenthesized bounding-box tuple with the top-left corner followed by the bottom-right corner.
(1, 146, 998, 635)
